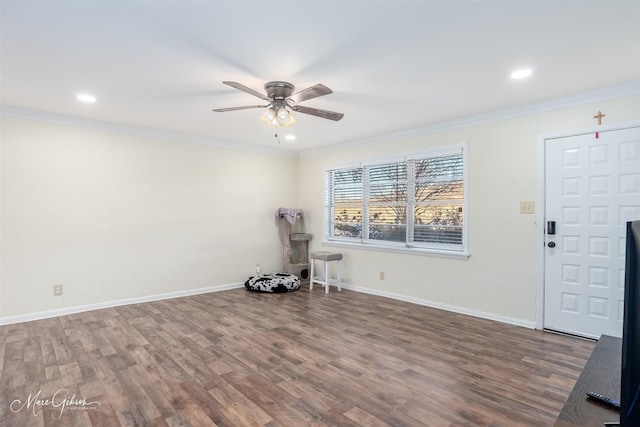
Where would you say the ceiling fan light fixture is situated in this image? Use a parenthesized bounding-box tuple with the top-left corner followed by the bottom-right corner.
(276, 107, 296, 127)
(277, 107, 289, 120)
(260, 106, 296, 128)
(282, 113, 296, 127)
(260, 108, 277, 127)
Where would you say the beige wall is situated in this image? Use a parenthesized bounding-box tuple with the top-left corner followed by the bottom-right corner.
(0, 117, 298, 317)
(299, 93, 640, 324)
(2, 92, 639, 324)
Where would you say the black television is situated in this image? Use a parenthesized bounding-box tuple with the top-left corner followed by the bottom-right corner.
(621, 220, 640, 426)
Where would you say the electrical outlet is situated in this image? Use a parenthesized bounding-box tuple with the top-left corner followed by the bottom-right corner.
(379, 272, 385, 280)
(53, 284, 63, 296)
(256, 264, 261, 275)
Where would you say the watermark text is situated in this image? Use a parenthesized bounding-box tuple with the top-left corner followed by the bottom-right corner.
(10, 388, 101, 419)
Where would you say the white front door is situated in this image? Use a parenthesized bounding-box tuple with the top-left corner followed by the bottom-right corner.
(544, 125, 640, 338)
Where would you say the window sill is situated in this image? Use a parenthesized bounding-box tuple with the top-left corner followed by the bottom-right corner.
(321, 240, 470, 260)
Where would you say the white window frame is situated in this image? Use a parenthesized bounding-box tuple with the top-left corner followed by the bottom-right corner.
(323, 143, 469, 259)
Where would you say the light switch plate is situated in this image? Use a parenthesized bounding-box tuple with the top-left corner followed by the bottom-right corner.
(520, 201, 535, 214)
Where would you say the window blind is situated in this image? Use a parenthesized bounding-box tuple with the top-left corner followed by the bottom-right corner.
(324, 145, 466, 253)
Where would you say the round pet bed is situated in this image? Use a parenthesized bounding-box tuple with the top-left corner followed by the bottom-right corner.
(244, 273, 300, 293)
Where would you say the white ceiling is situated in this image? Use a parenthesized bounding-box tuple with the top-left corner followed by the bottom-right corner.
(2, 1, 639, 152)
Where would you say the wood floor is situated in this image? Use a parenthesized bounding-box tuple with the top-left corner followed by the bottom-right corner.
(0, 284, 595, 427)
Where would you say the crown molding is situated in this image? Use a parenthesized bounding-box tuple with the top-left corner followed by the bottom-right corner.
(4, 80, 640, 159)
(0, 106, 298, 158)
(300, 80, 640, 157)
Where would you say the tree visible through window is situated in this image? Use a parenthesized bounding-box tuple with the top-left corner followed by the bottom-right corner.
(412, 155, 464, 246)
(332, 168, 363, 238)
(324, 146, 466, 253)
(368, 162, 407, 242)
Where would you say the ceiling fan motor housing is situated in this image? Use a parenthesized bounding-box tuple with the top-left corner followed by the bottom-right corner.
(265, 81, 295, 100)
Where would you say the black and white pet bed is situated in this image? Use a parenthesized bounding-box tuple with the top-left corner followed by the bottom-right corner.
(244, 273, 300, 293)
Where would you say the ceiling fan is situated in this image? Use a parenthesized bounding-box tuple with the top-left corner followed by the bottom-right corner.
(212, 81, 344, 128)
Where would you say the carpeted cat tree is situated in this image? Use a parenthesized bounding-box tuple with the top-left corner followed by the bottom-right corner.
(276, 207, 312, 284)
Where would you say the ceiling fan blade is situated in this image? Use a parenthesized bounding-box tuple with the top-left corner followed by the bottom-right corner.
(222, 81, 271, 101)
(289, 84, 333, 103)
(212, 105, 268, 112)
(293, 105, 344, 121)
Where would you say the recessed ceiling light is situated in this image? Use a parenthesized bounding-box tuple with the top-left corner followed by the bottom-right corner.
(285, 134, 296, 141)
(76, 93, 97, 103)
(511, 69, 532, 80)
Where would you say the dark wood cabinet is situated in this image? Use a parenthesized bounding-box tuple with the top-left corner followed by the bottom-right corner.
(555, 335, 621, 427)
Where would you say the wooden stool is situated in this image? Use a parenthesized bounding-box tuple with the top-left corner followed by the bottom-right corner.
(309, 251, 343, 293)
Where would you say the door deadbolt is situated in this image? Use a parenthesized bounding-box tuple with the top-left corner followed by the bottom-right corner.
(548, 241, 556, 248)
(547, 221, 556, 235)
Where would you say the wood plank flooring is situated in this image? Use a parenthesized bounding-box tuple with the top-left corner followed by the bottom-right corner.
(0, 285, 595, 426)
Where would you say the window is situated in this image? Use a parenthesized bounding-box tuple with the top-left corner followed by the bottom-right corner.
(324, 144, 467, 256)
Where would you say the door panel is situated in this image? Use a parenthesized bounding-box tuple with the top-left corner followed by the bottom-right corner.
(544, 126, 640, 338)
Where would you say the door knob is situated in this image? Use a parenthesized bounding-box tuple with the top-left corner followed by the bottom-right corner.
(548, 241, 556, 248)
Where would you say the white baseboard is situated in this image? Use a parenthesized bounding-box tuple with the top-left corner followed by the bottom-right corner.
(0, 282, 244, 326)
(341, 283, 537, 329)
(1, 280, 536, 330)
